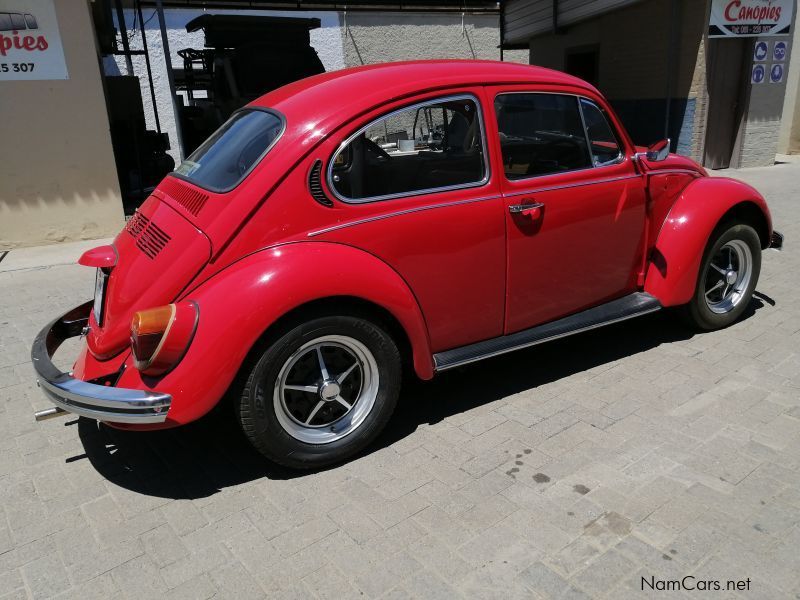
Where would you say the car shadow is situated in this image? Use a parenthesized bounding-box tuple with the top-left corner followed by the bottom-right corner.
(75, 297, 768, 499)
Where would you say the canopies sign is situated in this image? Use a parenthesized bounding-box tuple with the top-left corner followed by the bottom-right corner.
(709, 0, 794, 37)
(0, 0, 67, 80)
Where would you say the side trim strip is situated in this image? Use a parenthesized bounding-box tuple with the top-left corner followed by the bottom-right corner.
(307, 193, 502, 237)
(434, 292, 662, 371)
(644, 169, 703, 177)
(504, 174, 640, 197)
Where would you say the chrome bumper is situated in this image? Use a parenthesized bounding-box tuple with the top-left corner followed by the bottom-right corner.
(31, 301, 171, 424)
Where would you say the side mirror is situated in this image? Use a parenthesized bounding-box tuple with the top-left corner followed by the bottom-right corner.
(645, 138, 671, 162)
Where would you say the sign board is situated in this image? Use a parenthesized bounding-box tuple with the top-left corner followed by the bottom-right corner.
(709, 0, 793, 37)
(754, 41, 769, 60)
(770, 62, 785, 82)
(0, 0, 67, 80)
(773, 40, 787, 60)
(752, 63, 766, 83)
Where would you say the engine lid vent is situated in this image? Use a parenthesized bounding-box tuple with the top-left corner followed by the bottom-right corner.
(126, 211, 171, 259)
(159, 177, 209, 216)
(125, 211, 150, 236)
(309, 160, 334, 207)
(135, 222, 171, 259)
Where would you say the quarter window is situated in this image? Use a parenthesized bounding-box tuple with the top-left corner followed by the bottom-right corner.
(579, 98, 622, 166)
(494, 93, 591, 179)
(174, 109, 283, 192)
(329, 96, 487, 202)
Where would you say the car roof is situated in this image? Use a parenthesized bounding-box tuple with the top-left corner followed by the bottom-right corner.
(250, 60, 599, 138)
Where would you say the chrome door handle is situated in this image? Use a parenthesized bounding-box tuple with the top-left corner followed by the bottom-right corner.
(508, 202, 544, 216)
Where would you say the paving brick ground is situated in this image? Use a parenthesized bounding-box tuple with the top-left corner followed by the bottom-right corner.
(1, 162, 799, 599)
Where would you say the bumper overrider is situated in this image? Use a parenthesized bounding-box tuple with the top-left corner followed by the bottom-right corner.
(31, 301, 171, 424)
(770, 230, 784, 251)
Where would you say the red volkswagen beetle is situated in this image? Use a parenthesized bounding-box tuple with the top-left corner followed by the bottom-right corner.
(32, 61, 783, 468)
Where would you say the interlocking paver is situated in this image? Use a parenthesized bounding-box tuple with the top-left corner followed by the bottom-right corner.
(140, 523, 190, 566)
(19, 553, 70, 600)
(1, 162, 800, 598)
(158, 544, 231, 589)
(161, 574, 216, 600)
(109, 554, 168, 599)
(208, 561, 264, 600)
(518, 561, 570, 598)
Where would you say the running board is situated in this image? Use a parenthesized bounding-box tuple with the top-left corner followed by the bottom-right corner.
(434, 292, 662, 372)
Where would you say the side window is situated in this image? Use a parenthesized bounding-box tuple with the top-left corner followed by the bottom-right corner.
(494, 93, 591, 179)
(579, 98, 622, 166)
(329, 96, 487, 202)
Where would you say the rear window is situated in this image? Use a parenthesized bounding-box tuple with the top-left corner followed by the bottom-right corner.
(174, 109, 284, 192)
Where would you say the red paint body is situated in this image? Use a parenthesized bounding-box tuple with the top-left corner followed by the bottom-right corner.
(78, 245, 117, 268)
(68, 60, 774, 430)
(643, 177, 772, 305)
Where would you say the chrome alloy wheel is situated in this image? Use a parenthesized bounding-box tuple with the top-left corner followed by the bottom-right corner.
(273, 335, 379, 444)
(703, 239, 753, 314)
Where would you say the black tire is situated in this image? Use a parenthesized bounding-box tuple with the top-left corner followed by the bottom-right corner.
(237, 315, 401, 469)
(682, 222, 761, 331)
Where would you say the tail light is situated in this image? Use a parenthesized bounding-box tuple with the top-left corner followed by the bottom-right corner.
(131, 301, 198, 376)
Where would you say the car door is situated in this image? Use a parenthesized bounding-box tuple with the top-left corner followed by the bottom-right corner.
(307, 90, 507, 352)
(487, 88, 647, 334)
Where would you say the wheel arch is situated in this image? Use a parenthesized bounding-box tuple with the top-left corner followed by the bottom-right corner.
(718, 200, 770, 249)
(241, 295, 415, 381)
(189, 241, 434, 379)
(644, 177, 772, 307)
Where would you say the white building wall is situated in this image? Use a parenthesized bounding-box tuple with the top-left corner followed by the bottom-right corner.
(738, 36, 794, 168)
(111, 9, 524, 164)
(111, 8, 345, 163)
(778, 8, 800, 154)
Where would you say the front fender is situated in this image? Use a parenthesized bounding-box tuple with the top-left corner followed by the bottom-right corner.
(644, 177, 772, 307)
(114, 242, 433, 428)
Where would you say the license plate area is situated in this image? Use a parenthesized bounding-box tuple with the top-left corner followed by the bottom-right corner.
(93, 269, 108, 326)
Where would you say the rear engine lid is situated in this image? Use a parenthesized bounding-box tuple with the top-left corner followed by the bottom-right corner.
(87, 195, 211, 359)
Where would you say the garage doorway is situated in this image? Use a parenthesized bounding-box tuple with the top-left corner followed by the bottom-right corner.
(703, 38, 750, 169)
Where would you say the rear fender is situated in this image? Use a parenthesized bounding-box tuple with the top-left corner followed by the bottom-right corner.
(644, 177, 772, 307)
(115, 242, 433, 427)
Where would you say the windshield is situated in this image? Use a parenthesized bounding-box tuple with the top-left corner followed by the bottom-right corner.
(174, 109, 284, 192)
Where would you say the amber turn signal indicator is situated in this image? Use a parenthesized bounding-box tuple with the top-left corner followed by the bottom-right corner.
(131, 302, 198, 376)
